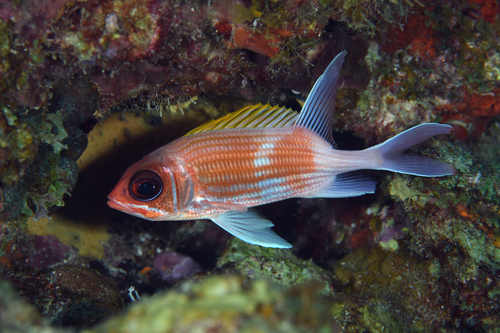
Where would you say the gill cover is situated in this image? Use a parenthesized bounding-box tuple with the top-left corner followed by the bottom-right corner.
(159, 164, 195, 213)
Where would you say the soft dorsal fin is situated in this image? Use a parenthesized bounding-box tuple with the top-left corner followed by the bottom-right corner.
(185, 104, 298, 136)
(294, 51, 347, 147)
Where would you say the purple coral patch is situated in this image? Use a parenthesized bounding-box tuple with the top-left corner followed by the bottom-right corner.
(24, 235, 75, 267)
(153, 251, 202, 284)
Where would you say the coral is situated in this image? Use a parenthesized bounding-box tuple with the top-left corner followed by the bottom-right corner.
(330, 0, 411, 35)
(332, 247, 450, 330)
(379, 0, 500, 139)
(25, 153, 78, 221)
(1, 263, 123, 328)
(214, 20, 232, 39)
(384, 135, 500, 329)
(390, 139, 500, 270)
(439, 87, 500, 139)
(48, 76, 99, 159)
(331, 295, 404, 332)
(0, 72, 98, 222)
(86, 275, 335, 333)
(2, 217, 119, 327)
(468, 0, 499, 24)
(20, 235, 76, 268)
(217, 238, 331, 295)
(50, 265, 123, 327)
(0, 107, 38, 218)
(382, 6, 439, 59)
(224, 0, 330, 62)
(38, 112, 69, 155)
(0, 280, 67, 333)
(231, 27, 281, 58)
(153, 251, 202, 284)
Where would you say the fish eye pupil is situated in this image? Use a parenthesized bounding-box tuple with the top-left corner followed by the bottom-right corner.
(129, 170, 163, 201)
(138, 181, 156, 195)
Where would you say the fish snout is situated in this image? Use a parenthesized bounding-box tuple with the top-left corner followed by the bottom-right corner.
(107, 197, 124, 210)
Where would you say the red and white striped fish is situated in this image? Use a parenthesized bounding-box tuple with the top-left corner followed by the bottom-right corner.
(107, 51, 454, 248)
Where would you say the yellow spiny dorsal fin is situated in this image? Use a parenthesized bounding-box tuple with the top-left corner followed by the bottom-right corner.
(185, 103, 299, 136)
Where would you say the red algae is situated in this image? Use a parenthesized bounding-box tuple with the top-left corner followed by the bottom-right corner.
(231, 27, 281, 58)
(468, 0, 499, 23)
(214, 20, 232, 39)
(382, 7, 439, 60)
(438, 87, 500, 139)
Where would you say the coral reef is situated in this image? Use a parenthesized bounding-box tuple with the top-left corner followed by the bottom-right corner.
(85, 275, 336, 333)
(0, 0, 499, 331)
(332, 247, 450, 330)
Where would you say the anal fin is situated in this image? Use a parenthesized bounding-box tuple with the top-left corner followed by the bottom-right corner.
(313, 171, 376, 198)
(211, 211, 292, 248)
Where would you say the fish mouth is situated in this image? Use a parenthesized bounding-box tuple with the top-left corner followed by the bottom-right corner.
(107, 197, 135, 214)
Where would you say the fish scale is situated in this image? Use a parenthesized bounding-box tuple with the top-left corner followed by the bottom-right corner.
(166, 126, 332, 206)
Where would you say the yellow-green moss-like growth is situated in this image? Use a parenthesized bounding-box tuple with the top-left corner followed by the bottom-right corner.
(328, 0, 413, 35)
(85, 275, 335, 333)
(332, 246, 449, 330)
(217, 238, 331, 295)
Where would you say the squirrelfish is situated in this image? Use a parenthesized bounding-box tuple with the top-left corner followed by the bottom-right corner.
(107, 51, 454, 248)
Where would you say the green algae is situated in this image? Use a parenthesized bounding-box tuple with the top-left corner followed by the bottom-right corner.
(217, 238, 331, 295)
(389, 177, 432, 207)
(0, 108, 78, 222)
(331, 296, 403, 333)
(0, 22, 11, 84)
(365, 42, 383, 74)
(234, 2, 263, 24)
(332, 0, 411, 35)
(37, 111, 69, 155)
(28, 156, 76, 221)
(0, 107, 37, 184)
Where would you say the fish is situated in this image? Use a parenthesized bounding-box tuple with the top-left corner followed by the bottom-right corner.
(107, 51, 454, 248)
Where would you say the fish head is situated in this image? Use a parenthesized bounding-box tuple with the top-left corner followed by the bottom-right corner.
(107, 152, 195, 221)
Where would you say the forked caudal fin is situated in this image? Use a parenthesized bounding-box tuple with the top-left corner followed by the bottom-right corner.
(371, 123, 455, 177)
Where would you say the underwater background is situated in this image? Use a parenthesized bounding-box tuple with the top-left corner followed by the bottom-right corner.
(0, 0, 499, 331)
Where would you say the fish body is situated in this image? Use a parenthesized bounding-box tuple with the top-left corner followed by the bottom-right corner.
(108, 51, 454, 248)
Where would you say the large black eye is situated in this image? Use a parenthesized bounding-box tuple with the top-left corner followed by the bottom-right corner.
(129, 170, 163, 201)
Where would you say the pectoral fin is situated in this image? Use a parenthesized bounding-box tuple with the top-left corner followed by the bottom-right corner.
(211, 211, 292, 248)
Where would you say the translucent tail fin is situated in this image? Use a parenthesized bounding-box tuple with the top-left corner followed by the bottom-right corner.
(372, 123, 455, 177)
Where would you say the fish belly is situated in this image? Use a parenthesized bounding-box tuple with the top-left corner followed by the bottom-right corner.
(171, 127, 336, 207)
